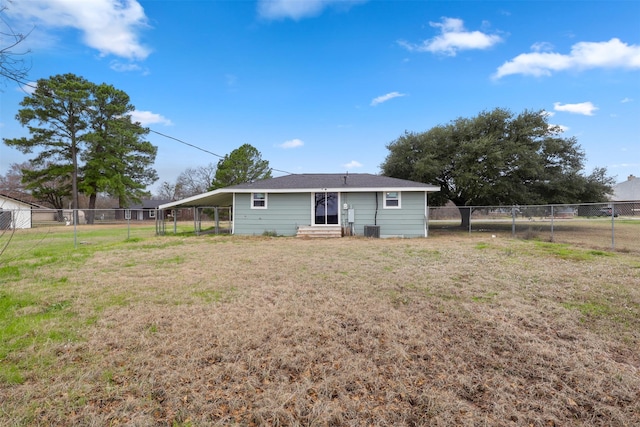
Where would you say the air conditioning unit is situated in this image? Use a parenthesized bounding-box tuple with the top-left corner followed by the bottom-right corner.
(364, 225, 380, 238)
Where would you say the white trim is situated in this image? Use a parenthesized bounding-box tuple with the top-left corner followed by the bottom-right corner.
(312, 191, 341, 226)
(383, 191, 401, 209)
(251, 192, 268, 209)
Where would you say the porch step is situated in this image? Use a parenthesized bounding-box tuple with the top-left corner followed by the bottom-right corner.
(296, 225, 342, 238)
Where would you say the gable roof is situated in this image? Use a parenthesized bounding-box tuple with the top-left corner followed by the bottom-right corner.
(159, 173, 439, 209)
(0, 192, 42, 208)
(611, 175, 639, 201)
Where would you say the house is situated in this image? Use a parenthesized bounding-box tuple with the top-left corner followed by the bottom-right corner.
(0, 193, 37, 229)
(115, 199, 172, 221)
(611, 174, 640, 216)
(612, 175, 639, 202)
(158, 173, 440, 237)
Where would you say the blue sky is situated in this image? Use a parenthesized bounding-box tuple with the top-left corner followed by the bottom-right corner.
(1, 0, 639, 195)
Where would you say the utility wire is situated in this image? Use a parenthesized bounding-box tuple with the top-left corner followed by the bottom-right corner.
(9, 77, 294, 176)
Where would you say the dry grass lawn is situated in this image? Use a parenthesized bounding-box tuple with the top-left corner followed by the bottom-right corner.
(1, 233, 639, 426)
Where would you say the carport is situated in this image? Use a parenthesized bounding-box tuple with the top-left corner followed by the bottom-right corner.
(156, 189, 234, 235)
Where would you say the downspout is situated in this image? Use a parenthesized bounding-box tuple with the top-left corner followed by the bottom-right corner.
(374, 192, 378, 226)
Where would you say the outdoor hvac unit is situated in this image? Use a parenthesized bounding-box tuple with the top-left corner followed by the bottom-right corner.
(364, 225, 380, 238)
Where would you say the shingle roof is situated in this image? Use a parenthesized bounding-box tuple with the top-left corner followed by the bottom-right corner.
(227, 173, 437, 190)
(159, 173, 439, 209)
(611, 176, 640, 201)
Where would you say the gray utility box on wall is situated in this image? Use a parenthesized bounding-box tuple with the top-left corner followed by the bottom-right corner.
(364, 225, 380, 238)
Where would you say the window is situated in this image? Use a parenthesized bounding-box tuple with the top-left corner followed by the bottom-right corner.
(252, 192, 267, 209)
(384, 191, 401, 208)
(149, 209, 156, 219)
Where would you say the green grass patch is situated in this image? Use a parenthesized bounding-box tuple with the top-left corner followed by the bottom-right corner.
(562, 301, 612, 318)
(0, 291, 78, 384)
(532, 241, 614, 261)
(471, 292, 498, 303)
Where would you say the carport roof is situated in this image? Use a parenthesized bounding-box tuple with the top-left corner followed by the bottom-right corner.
(158, 173, 439, 209)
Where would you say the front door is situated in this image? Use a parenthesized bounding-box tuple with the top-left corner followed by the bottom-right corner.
(314, 192, 339, 225)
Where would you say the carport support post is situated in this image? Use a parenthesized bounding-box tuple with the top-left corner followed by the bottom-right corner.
(193, 207, 198, 236)
(214, 207, 219, 234)
(173, 211, 177, 234)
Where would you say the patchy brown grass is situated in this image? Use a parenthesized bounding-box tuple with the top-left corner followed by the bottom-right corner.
(1, 234, 639, 426)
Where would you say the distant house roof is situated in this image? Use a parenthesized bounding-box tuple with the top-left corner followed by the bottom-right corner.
(0, 192, 43, 208)
(611, 175, 640, 201)
(127, 199, 173, 210)
(159, 173, 439, 209)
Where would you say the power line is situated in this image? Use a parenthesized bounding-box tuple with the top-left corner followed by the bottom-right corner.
(8, 77, 294, 176)
(148, 129, 293, 176)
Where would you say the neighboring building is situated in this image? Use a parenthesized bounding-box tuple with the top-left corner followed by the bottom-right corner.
(610, 175, 640, 216)
(0, 193, 37, 229)
(159, 173, 440, 238)
(612, 175, 640, 202)
(116, 199, 172, 221)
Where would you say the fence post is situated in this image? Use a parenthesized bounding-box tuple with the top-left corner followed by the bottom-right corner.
(611, 204, 615, 250)
(73, 208, 78, 249)
(550, 205, 554, 242)
(511, 206, 516, 237)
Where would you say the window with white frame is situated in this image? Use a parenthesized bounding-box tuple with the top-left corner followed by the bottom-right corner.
(384, 191, 401, 208)
(252, 192, 267, 209)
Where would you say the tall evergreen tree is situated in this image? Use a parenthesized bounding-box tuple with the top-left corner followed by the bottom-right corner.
(3, 73, 92, 223)
(82, 83, 157, 221)
(3, 74, 158, 223)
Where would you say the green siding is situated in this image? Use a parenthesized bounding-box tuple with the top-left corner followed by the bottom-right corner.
(233, 191, 426, 237)
(341, 192, 426, 238)
(234, 193, 312, 236)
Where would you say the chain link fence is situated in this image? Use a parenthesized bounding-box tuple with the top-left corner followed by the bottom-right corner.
(428, 201, 640, 252)
(1, 202, 638, 256)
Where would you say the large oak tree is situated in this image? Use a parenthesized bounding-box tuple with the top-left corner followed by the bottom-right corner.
(381, 108, 614, 227)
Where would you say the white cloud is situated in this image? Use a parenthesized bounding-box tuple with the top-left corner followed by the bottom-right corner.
(278, 138, 304, 149)
(494, 38, 640, 79)
(257, 0, 367, 20)
(371, 91, 406, 106)
(8, 0, 151, 60)
(621, 97, 633, 103)
(398, 17, 502, 56)
(110, 61, 142, 73)
(549, 123, 569, 133)
(17, 82, 37, 95)
(553, 102, 598, 116)
(129, 110, 172, 126)
(343, 160, 363, 169)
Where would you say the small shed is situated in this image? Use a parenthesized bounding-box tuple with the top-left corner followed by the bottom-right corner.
(0, 193, 37, 229)
(159, 173, 440, 238)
